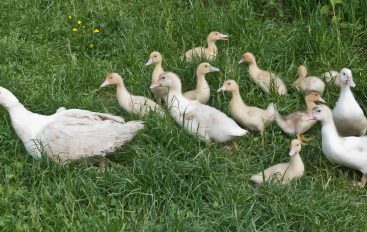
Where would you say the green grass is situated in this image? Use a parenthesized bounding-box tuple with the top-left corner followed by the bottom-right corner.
(1, 0, 367, 231)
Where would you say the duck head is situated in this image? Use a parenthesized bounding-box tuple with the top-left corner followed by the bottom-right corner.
(207, 31, 228, 42)
(100, 73, 124, 87)
(305, 91, 326, 104)
(150, 72, 181, 90)
(0, 87, 20, 109)
(217, 80, 238, 92)
(238, 52, 256, 64)
(146, 51, 162, 66)
(197, 62, 220, 76)
(296, 65, 308, 79)
(289, 139, 302, 156)
(303, 104, 332, 123)
(339, 68, 355, 87)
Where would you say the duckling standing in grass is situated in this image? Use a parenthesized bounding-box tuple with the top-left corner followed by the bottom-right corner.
(145, 51, 168, 102)
(250, 139, 304, 185)
(150, 72, 248, 143)
(184, 31, 228, 61)
(101, 73, 165, 117)
(183, 62, 220, 104)
(332, 68, 367, 136)
(293, 65, 325, 95)
(274, 91, 326, 142)
(239, 52, 287, 95)
(0, 86, 144, 172)
(217, 80, 275, 137)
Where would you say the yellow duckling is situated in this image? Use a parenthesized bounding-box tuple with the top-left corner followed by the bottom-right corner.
(217, 79, 275, 135)
(184, 31, 228, 61)
(239, 52, 287, 95)
(274, 91, 325, 141)
(183, 62, 220, 104)
(145, 51, 168, 102)
(250, 139, 304, 185)
(293, 65, 325, 95)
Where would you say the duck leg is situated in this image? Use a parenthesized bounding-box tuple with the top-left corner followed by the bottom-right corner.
(97, 157, 109, 173)
(350, 174, 367, 188)
(297, 134, 313, 143)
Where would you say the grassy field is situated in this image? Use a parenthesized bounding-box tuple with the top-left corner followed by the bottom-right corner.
(1, 0, 367, 231)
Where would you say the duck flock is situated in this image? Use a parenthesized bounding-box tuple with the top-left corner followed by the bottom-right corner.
(1, 31, 367, 187)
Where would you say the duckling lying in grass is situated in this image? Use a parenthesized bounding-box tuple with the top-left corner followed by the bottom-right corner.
(184, 31, 228, 61)
(101, 73, 165, 117)
(250, 139, 304, 185)
(239, 52, 287, 95)
(293, 65, 325, 95)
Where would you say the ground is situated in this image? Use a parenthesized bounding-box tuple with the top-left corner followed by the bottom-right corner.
(1, 0, 367, 231)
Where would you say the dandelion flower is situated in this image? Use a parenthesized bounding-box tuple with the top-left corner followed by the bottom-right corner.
(93, 28, 100, 33)
(77, 20, 82, 25)
(72, 28, 78, 32)
(68, 16, 72, 19)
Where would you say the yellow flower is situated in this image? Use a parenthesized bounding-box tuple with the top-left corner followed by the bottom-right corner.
(93, 28, 100, 33)
(72, 28, 78, 32)
(77, 20, 82, 25)
(89, 43, 94, 48)
(68, 16, 72, 19)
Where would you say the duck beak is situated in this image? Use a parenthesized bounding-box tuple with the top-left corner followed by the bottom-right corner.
(100, 80, 109, 87)
(347, 76, 356, 87)
(209, 67, 220, 72)
(218, 34, 229, 40)
(302, 113, 316, 121)
(318, 97, 326, 103)
(217, 86, 226, 92)
(149, 81, 160, 89)
(145, 58, 154, 66)
(238, 59, 244, 64)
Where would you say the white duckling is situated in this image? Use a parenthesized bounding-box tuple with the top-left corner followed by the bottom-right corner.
(150, 72, 248, 142)
(293, 65, 325, 95)
(0, 86, 144, 170)
(274, 91, 326, 141)
(239, 52, 287, 95)
(184, 31, 228, 61)
(183, 62, 220, 104)
(250, 139, 304, 185)
(322, 70, 340, 87)
(101, 73, 165, 117)
(304, 104, 367, 187)
(332, 68, 367, 136)
(145, 51, 168, 102)
(217, 79, 275, 135)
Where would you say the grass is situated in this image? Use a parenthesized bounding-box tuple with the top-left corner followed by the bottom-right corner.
(1, 0, 367, 230)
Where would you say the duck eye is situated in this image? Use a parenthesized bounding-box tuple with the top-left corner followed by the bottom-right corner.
(109, 76, 113, 79)
(205, 65, 208, 68)
(317, 110, 321, 113)
(228, 83, 231, 85)
(343, 72, 345, 75)
(162, 77, 165, 80)
(154, 55, 157, 57)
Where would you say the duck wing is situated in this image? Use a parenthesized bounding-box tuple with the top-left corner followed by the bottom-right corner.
(36, 109, 144, 162)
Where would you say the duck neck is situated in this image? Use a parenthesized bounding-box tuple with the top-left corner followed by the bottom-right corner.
(305, 100, 316, 113)
(230, 89, 247, 107)
(167, 86, 183, 107)
(152, 62, 163, 83)
(340, 84, 353, 98)
(289, 153, 304, 170)
(207, 40, 217, 53)
(321, 117, 340, 144)
(196, 72, 209, 90)
(116, 81, 132, 107)
(248, 60, 259, 77)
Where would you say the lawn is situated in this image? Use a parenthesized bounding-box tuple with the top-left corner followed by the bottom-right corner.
(1, 0, 367, 231)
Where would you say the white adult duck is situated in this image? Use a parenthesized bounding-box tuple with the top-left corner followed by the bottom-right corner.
(305, 104, 367, 187)
(293, 65, 325, 95)
(150, 72, 248, 142)
(250, 139, 304, 185)
(0, 86, 144, 171)
(332, 68, 367, 136)
(184, 31, 228, 61)
(239, 52, 287, 95)
(183, 62, 220, 104)
(145, 51, 168, 102)
(100, 73, 165, 117)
